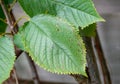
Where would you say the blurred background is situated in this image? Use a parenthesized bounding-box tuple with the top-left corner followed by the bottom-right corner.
(94, 0, 120, 84)
(7, 0, 120, 84)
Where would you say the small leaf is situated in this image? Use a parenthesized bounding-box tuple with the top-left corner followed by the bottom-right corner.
(0, 36, 16, 84)
(18, 0, 104, 28)
(79, 23, 96, 37)
(14, 32, 25, 51)
(15, 15, 87, 76)
(14, 22, 29, 51)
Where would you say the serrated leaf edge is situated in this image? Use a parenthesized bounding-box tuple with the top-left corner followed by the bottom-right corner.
(0, 36, 16, 84)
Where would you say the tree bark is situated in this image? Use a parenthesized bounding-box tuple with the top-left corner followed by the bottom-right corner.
(92, 32, 111, 84)
(84, 37, 101, 84)
(26, 53, 40, 84)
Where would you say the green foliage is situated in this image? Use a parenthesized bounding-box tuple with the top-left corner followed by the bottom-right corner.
(14, 31, 25, 51)
(4, 0, 14, 5)
(0, 0, 104, 83)
(15, 15, 87, 76)
(0, 7, 7, 34)
(18, 0, 104, 28)
(0, 21, 7, 34)
(16, 0, 105, 76)
(0, 36, 16, 84)
(79, 23, 96, 37)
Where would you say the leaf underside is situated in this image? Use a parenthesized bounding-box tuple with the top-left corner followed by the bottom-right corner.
(0, 36, 16, 84)
(18, 0, 104, 28)
(79, 23, 96, 37)
(14, 15, 87, 76)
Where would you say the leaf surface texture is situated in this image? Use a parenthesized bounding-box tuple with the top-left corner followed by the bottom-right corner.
(18, 0, 104, 28)
(0, 36, 16, 84)
(15, 15, 86, 75)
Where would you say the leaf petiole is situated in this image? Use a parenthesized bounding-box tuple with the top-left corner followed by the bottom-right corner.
(0, 18, 7, 24)
(0, 33, 12, 37)
(8, 0, 16, 12)
(13, 16, 30, 28)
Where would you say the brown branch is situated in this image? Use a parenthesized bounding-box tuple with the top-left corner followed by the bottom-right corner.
(15, 47, 23, 58)
(0, 0, 22, 58)
(0, 1, 20, 84)
(9, 4, 41, 84)
(71, 74, 90, 84)
(13, 68, 19, 84)
(71, 37, 101, 84)
(26, 53, 40, 84)
(92, 32, 111, 84)
(1, 1, 41, 84)
(10, 7, 41, 84)
(84, 37, 101, 84)
(10, 10, 19, 33)
(0, 0, 15, 34)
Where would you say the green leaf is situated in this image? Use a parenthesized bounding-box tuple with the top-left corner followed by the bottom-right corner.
(0, 36, 16, 84)
(18, 0, 57, 17)
(79, 23, 96, 37)
(0, 21, 7, 34)
(0, 7, 5, 19)
(18, 0, 104, 28)
(14, 22, 29, 51)
(0, 6, 7, 34)
(15, 15, 86, 76)
(14, 32, 25, 51)
(4, 0, 14, 5)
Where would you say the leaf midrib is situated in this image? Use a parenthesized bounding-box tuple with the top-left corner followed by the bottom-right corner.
(30, 20, 80, 68)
